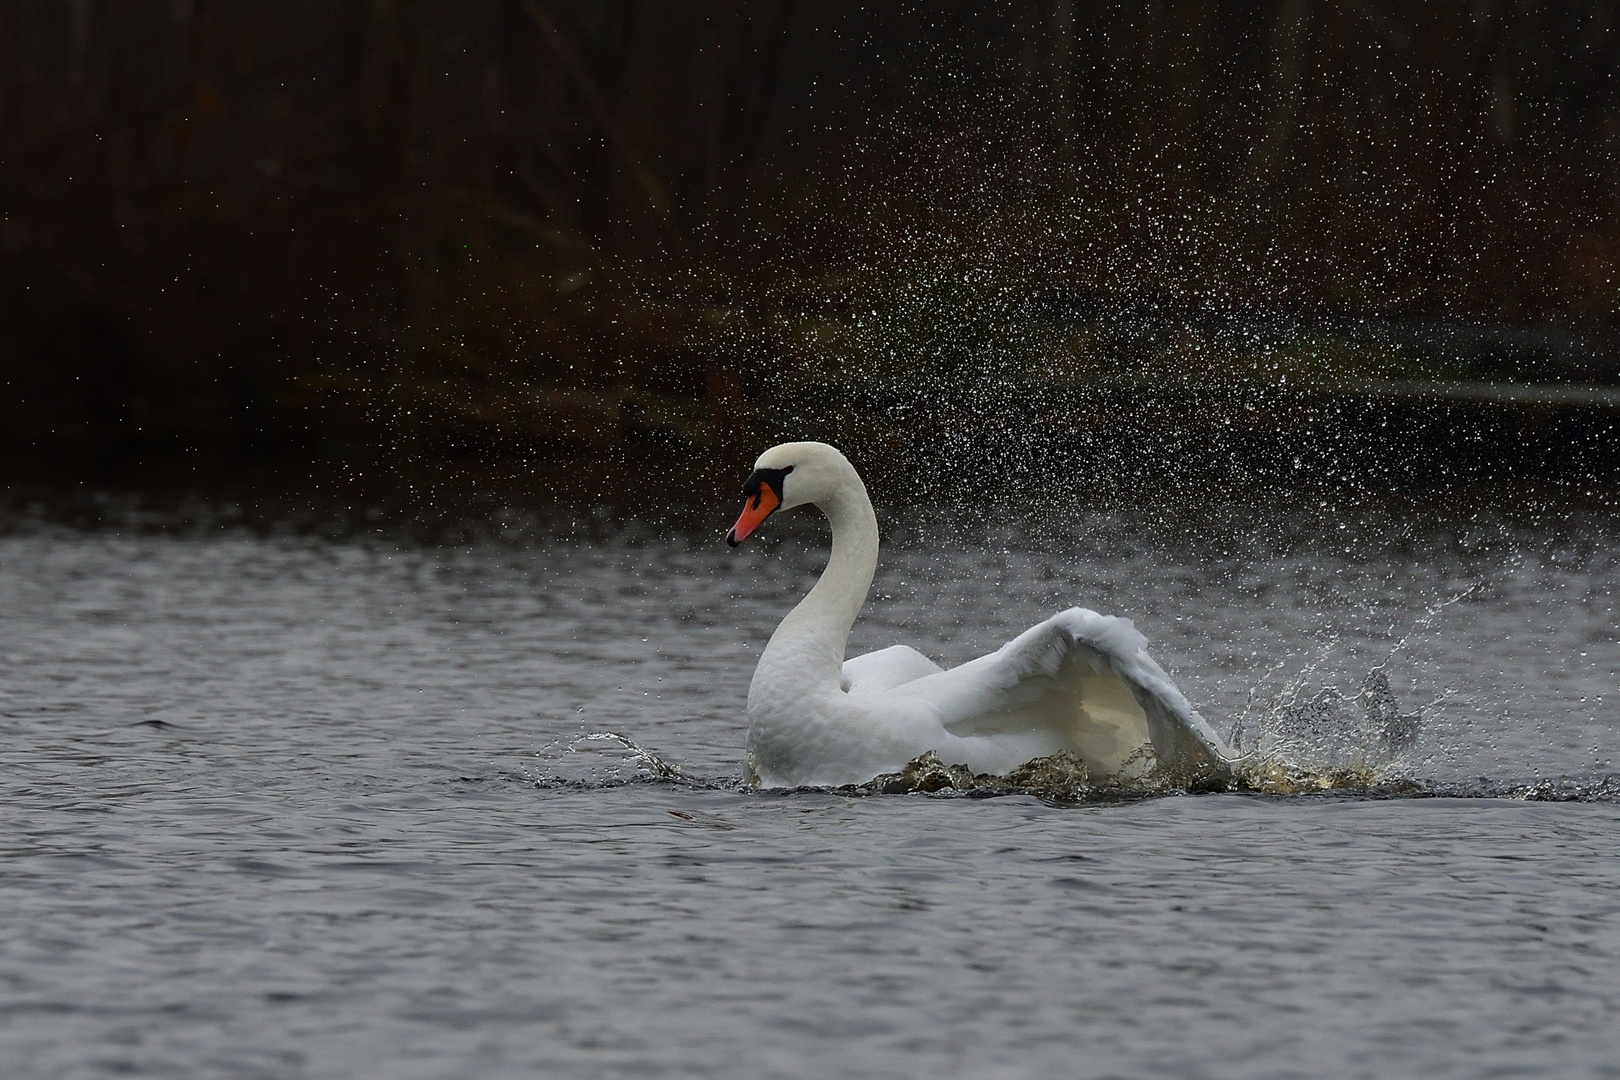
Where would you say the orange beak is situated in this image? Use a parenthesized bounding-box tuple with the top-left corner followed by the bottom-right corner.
(726, 483, 780, 546)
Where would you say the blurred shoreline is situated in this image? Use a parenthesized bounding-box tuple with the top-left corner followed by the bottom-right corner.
(4, 4, 1616, 484)
(3, 369, 1614, 544)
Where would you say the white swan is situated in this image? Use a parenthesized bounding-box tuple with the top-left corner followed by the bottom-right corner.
(726, 441, 1235, 789)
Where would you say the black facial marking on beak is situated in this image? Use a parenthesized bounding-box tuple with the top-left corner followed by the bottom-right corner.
(740, 466, 793, 506)
(726, 465, 793, 546)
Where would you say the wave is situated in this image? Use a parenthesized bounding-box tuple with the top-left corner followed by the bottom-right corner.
(517, 730, 1620, 804)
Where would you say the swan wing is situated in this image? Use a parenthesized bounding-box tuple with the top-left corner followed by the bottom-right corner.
(894, 608, 1233, 781)
(841, 645, 944, 694)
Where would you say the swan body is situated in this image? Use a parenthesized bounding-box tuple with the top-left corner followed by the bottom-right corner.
(727, 442, 1234, 790)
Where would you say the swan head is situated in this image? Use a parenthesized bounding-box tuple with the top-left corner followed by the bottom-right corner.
(726, 441, 855, 546)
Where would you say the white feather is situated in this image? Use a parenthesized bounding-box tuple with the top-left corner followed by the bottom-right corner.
(736, 442, 1234, 789)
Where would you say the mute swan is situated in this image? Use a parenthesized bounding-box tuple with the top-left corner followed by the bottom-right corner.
(726, 441, 1235, 789)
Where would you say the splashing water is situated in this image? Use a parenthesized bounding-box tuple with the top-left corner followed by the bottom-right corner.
(513, 575, 1620, 804)
(525, 730, 694, 788)
(1217, 584, 1479, 794)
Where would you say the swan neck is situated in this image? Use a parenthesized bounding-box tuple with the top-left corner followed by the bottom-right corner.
(764, 479, 878, 684)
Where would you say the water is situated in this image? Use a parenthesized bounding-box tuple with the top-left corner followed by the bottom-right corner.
(1, 483, 1617, 1078)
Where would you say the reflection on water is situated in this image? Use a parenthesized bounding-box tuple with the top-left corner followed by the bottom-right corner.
(0, 479, 1616, 1077)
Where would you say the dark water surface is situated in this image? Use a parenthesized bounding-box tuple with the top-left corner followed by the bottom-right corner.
(1, 483, 1617, 1078)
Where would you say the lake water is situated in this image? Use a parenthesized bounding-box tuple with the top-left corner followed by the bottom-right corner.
(1, 476, 1617, 1078)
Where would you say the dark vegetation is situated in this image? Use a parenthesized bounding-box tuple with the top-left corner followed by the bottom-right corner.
(2, 1, 1617, 480)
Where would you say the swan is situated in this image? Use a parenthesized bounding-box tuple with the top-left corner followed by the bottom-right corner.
(726, 441, 1235, 790)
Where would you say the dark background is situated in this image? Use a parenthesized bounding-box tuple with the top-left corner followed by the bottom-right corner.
(2, 1, 1617, 488)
